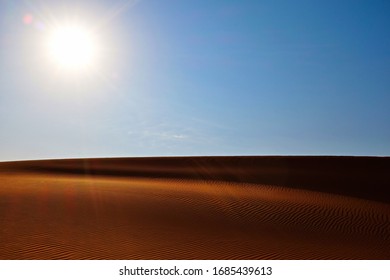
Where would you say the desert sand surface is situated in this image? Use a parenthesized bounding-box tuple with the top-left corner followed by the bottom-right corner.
(0, 156, 389, 259)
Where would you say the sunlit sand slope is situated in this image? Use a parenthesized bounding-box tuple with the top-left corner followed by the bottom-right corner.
(0, 156, 389, 259)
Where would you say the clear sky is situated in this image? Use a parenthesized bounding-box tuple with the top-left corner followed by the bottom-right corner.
(1, 0, 389, 161)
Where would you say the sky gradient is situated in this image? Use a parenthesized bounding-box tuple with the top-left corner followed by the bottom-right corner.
(1, 0, 390, 161)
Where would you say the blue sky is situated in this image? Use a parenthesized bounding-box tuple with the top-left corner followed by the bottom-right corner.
(1, 0, 389, 161)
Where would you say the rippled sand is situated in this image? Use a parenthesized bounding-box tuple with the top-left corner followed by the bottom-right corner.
(0, 156, 389, 259)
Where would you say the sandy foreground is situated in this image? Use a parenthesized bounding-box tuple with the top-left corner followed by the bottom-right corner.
(0, 156, 389, 259)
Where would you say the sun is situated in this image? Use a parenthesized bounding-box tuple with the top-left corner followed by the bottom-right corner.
(47, 24, 98, 71)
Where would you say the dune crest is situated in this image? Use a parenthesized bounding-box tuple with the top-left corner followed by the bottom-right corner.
(0, 156, 389, 259)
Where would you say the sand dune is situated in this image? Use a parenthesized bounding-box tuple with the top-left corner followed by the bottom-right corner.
(0, 156, 389, 259)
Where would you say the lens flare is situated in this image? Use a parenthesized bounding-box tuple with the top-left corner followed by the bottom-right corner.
(23, 14, 33, 25)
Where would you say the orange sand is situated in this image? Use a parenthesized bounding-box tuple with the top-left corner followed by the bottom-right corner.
(0, 156, 389, 259)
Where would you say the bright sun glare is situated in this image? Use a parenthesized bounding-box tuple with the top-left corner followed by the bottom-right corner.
(47, 24, 98, 71)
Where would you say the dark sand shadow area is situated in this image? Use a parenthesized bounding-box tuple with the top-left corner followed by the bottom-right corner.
(0, 156, 389, 259)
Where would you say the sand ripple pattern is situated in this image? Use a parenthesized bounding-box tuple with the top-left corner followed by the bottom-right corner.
(1, 171, 389, 259)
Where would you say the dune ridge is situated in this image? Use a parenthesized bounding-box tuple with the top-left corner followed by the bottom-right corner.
(1, 156, 389, 203)
(0, 156, 389, 259)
